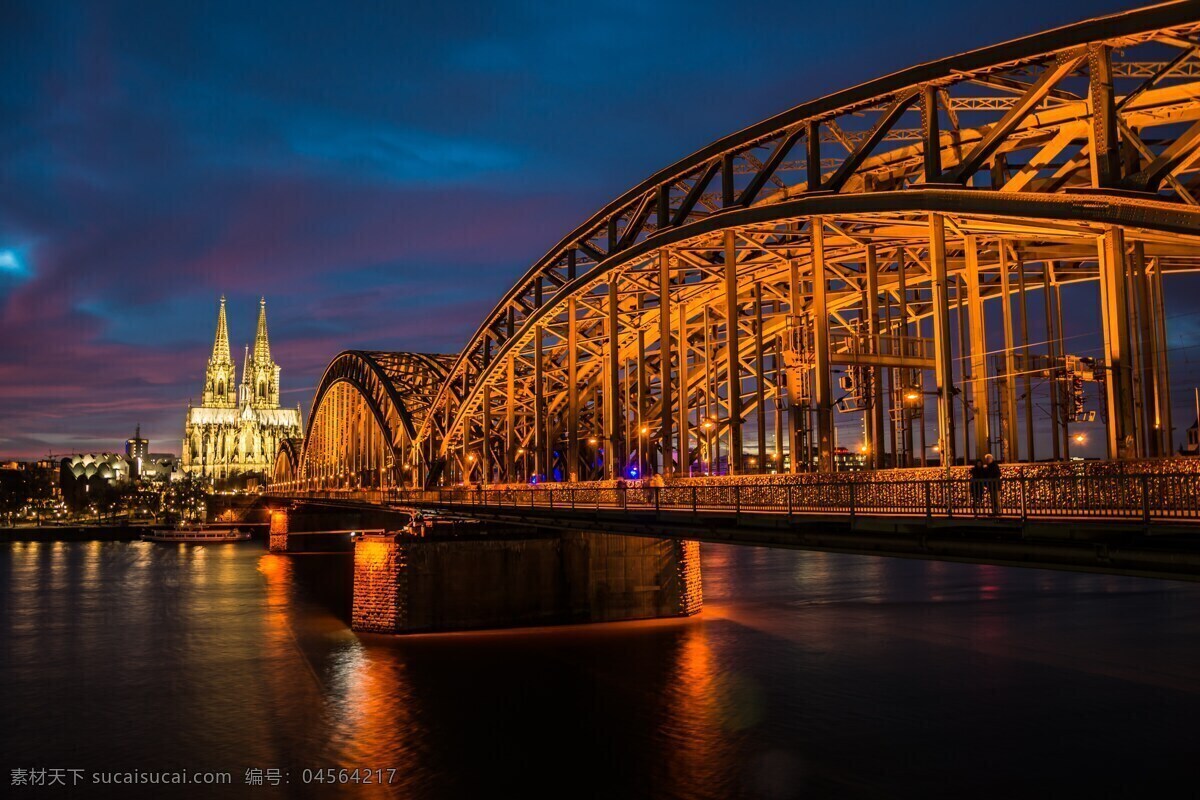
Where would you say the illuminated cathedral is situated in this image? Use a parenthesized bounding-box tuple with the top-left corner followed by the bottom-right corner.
(182, 297, 303, 483)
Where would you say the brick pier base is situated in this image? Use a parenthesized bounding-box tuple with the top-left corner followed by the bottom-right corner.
(350, 530, 702, 635)
(268, 508, 289, 553)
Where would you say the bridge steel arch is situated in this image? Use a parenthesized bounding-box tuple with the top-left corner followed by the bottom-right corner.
(292, 350, 455, 490)
(400, 2, 1200, 486)
(273, 437, 303, 485)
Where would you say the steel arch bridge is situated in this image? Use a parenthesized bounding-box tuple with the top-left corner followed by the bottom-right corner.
(297, 350, 455, 488)
(284, 2, 1200, 493)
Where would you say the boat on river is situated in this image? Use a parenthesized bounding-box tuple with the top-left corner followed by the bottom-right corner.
(141, 526, 251, 543)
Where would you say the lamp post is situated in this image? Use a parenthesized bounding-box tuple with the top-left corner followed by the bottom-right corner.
(701, 417, 716, 475)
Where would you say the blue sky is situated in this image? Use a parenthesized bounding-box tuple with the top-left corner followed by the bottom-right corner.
(0, 0, 1149, 457)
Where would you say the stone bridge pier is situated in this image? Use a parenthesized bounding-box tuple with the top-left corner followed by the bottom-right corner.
(352, 530, 702, 634)
(270, 503, 701, 634)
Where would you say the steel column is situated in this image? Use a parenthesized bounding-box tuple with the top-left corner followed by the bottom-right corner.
(812, 220, 834, 472)
(922, 85, 941, 182)
(678, 301, 690, 475)
(1131, 242, 1158, 456)
(1151, 260, 1173, 454)
(998, 245, 1020, 461)
(964, 235, 990, 460)
(866, 245, 884, 469)
(754, 281, 767, 471)
(534, 327, 546, 480)
(928, 213, 956, 466)
(506, 355, 516, 481)
(788, 257, 803, 473)
(897, 249, 913, 466)
(1098, 227, 1137, 459)
(567, 297, 580, 479)
(1088, 44, 1121, 188)
(482, 384, 491, 483)
(659, 250, 673, 475)
(724, 230, 743, 474)
(606, 280, 621, 478)
(1044, 266, 1062, 461)
(1017, 260, 1035, 462)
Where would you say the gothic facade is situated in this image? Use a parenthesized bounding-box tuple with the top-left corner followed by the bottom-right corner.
(182, 297, 303, 483)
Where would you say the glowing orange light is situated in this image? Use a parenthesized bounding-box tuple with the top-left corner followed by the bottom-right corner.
(588, 437, 599, 445)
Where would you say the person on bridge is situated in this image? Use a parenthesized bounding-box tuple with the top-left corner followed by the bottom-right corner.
(969, 459, 986, 517)
(983, 454, 1002, 516)
(649, 472, 665, 505)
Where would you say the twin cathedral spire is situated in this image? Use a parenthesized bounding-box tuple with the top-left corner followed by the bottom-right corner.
(202, 296, 282, 410)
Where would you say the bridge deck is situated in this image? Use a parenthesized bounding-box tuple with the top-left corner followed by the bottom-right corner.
(268, 472, 1200, 581)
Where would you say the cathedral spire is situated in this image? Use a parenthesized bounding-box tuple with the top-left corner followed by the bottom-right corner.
(211, 295, 231, 364)
(252, 297, 271, 365)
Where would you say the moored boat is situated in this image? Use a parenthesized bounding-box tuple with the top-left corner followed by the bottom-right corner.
(141, 526, 251, 543)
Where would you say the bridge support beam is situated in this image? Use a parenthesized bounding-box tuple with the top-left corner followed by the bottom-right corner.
(351, 530, 702, 635)
(724, 231, 743, 474)
(1151, 258, 1173, 455)
(1098, 227, 1138, 459)
(929, 213, 956, 466)
(606, 280, 622, 479)
(964, 235, 990, 460)
(568, 297, 580, 480)
(998, 245, 1020, 461)
(865, 245, 885, 470)
(812, 220, 834, 472)
(660, 251, 674, 477)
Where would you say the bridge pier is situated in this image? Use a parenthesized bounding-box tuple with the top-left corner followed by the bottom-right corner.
(268, 508, 289, 553)
(351, 530, 701, 635)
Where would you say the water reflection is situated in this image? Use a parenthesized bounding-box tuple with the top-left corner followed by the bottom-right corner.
(3, 541, 1200, 797)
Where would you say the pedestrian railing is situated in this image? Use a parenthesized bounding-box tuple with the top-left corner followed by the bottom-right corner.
(281, 473, 1200, 524)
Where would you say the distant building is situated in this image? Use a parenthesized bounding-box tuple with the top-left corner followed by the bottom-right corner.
(181, 297, 303, 483)
(60, 453, 131, 484)
(124, 423, 150, 477)
(833, 446, 868, 472)
(139, 454, 181, 482)
(1182, 419, 1199, 456)
(59, 453, 130, 509)
(125, 424, 149, 461)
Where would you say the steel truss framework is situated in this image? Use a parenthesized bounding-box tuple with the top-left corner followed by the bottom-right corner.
(299, 351, 454, 488)
(289, 2, 1200, 491)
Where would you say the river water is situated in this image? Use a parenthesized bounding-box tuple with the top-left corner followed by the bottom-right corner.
(2, 538, 1197, 798)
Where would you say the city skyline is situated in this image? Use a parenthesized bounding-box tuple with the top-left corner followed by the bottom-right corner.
(0, 0, 1183, 460)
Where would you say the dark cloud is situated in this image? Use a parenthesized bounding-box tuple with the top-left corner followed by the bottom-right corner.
(0, 0, 1136, 457)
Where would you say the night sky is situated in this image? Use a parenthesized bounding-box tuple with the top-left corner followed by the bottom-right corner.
(0, 0, 1158, 459)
